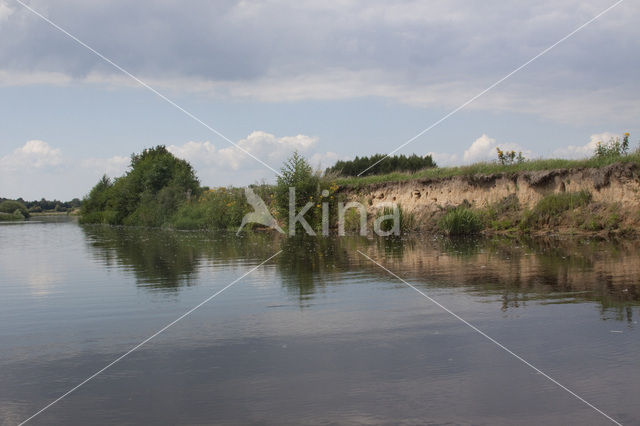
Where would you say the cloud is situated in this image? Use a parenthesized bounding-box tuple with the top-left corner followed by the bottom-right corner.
(553, 132, 620, 159)
(81, 155, 130, 177)
(0, 1, 638, 123)
(427, 151, 459, 167)
(462, 134, 532, 164)
(309, 151, 340, 168)
(0, 1, 13, 23)
(168, 131, 319, 172)
(0, 140, 63, 171)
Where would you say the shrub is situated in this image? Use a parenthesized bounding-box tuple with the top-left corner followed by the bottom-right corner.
(275, 152, 320, 232)
(438, 207, 483, 235)
(80, 146, 200, 226)
(0, 200, 29, 218)
(171, 187, 249, 230)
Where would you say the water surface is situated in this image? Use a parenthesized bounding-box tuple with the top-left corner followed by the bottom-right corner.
(1, 218, 639, 425)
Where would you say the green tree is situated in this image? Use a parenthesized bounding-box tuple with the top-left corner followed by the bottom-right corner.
(81, 146, 200, 227)
(275, 152, 320, 232)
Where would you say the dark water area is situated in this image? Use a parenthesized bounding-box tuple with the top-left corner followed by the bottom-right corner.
(1, 218, 639, 425)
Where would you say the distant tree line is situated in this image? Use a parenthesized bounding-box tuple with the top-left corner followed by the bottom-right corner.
(325, 153, 436, 177)
(0, 197, 81, 213)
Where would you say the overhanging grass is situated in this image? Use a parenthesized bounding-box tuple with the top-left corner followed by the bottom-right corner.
(335, 152, 640, 188)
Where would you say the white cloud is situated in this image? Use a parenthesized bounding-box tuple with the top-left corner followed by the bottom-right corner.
(553, 132, 620, 159)
(0, 140, 63, 171)
(81, 155, 130, 177)
(0, 1, 13, 23)
(166, 131, 345, 186)
(0, 69, 71, 87)
(168, 131, 319, 172)
(427, 151, 459, 167)
(309, 151, 341, 171)
(462, 134, 531, 164)
(428, 134, 533, 166)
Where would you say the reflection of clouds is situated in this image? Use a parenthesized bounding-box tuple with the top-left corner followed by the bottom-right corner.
(199, 259, 279, 290)
(24, 269, 58, 296)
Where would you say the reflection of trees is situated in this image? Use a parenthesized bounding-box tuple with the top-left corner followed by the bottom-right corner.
(277, 235, 357, 303)
(81, 224, 640, 320)
(82, 225, 279, 290)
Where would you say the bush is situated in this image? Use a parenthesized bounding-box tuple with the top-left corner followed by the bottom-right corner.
(275, 152, 321, 232)
(80, 146, 200, 226)
(438, 207, 483, 235)
(0, 200, 29, 218)
(171, 187, 249, 230)
(326, 153, 436, 177)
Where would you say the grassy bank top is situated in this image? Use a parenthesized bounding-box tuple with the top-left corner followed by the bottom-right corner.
(335, 151, 640, 188)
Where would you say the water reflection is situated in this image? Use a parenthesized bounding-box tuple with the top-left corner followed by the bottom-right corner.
(82, 225, 640, 320)
(82, 225, 279, 290)
(364, 235, 640, 323)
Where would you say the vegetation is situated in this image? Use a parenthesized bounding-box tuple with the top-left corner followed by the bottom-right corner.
(170, 187, 249, 230)
(76, 131, 638, 236)
(275, 151, 321, 231)
(519, 191, 592, 231)
(0, 199, 30, 219)
(335, 143, 639, 188)
(375, 205, 417, 234)
(594, 133, 630, 158)
(0, 197, 81, 216)
(428, 190, 632, 237)
(325, 153, 436, 177)
(81, 146, 201, 227)
(496, 147, 525, 165)
(438, 207, 483, 235)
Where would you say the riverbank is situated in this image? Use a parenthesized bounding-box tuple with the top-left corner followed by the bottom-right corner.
(339, 161, 640, 237)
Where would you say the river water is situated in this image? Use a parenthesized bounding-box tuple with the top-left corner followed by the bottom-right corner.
(1, 217, 638, 425)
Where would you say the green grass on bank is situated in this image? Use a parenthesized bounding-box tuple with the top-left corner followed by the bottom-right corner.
(335, 151, 640, 188)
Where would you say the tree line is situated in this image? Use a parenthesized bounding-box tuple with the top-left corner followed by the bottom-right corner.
(325, 153, 436, 177)
(0, 197, 81, 213)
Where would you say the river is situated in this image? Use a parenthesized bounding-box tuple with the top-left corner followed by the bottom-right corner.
(1, 217, 638, 425)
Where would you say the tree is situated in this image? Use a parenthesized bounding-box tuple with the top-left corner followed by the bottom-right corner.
(81, 146, 201, 226)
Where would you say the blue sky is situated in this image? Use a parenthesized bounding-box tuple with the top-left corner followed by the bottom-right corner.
(0, 0, 638, 200)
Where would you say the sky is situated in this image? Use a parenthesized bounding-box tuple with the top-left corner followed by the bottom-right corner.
(0, 0, 638, 200)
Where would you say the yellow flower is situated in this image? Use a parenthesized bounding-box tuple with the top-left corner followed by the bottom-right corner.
(624, 132, 630, 137)
(316, 204, 321, 208)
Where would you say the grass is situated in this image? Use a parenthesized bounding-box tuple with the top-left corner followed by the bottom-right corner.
(335, 151, 640, 188)
(0, 212, 26, 221)
(374, 204, 417, 234)
(519, 191, 592, 231)
(438, 207, 483, 235)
